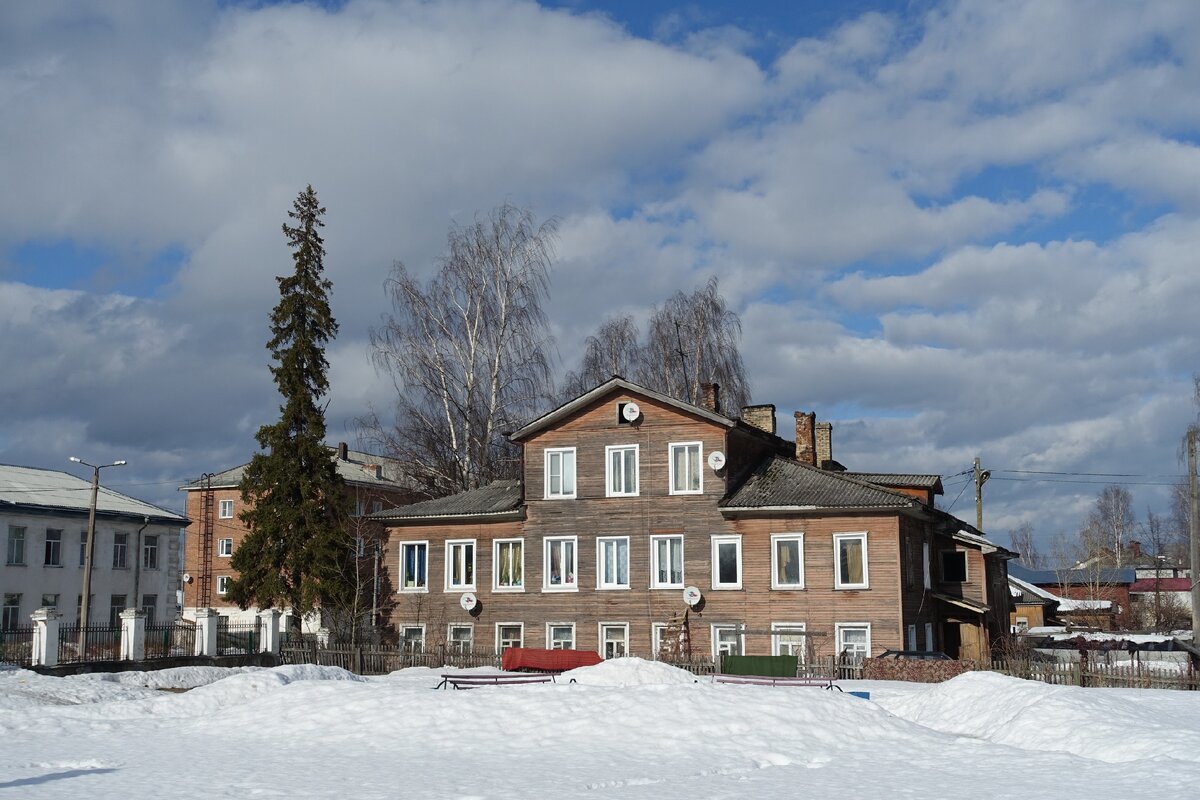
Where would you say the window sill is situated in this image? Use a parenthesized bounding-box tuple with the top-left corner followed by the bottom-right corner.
(834, 585, 870, 591)
(543, 495, 577, 501)
(667, 491, 703, 497)
(596, 586, 631, 591)
(771, 585, 806, 591)
(541, 586, 579, 593)
(710, 585, 742, 591)
(650, 585, 684, 591)
(5, 563, 26, 567)
(397, 587, 428, 594)
(444, 587, 476, 593)
(492, 587, 525, 593)
(43, 564, 63, 569)
(604, 493, 640, 499)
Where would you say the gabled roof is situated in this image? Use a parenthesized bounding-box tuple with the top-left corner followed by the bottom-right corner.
(372, 480, 523, 522)
(720, 455, 919, 512)
(509, 376, 735, 441)
(180, 446, 411, 491)
(1129, 577, 1192, 593)
(0, 463, 186, 524)
(840, 472, 944, 494)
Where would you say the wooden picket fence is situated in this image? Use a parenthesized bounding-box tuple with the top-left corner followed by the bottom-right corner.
(990, 657, 1200, 690)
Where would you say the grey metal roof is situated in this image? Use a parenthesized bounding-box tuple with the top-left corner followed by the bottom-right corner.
(721, 455, 919, 512)
(0, 463, 186, 524)
(510, 376, 735, 441)
(840, 472, 944, 493)
(1008, 562, 1136, 586)
(180, 446, 411, 491)
(372, 480, 523, 521)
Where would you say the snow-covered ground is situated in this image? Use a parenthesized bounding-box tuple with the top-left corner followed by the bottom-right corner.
(2, 659, 1199, 798)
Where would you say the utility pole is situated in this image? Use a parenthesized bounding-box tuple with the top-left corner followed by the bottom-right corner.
(1188, 428, 1199, 638)
(974, 457, 991, 532)
(69, 457, 126, 654)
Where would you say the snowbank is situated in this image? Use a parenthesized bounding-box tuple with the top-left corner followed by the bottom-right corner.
(562, 656, 698, 685)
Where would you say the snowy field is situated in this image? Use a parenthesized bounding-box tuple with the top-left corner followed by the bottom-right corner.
(2, 659, 1199, 799)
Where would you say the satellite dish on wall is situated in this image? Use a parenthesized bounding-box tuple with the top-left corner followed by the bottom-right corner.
(707, 451, 726, 471)
(622, 402, 641, 422)
(459, 592, 478, 611)
(182, 573, 193, 584)
(683, 586, 702, 606)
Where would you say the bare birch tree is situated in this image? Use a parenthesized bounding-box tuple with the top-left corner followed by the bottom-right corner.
(364, 204, 558, 496)
(559, 315, 641, 400)
(1079, 485, 1135, 568)
(1008, 523, 1045, 569)
(637, 277, 750, 410)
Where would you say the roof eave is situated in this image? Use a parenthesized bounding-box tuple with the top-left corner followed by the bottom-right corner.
(720, 504, 907, 517)
(378, 510, 525, 524)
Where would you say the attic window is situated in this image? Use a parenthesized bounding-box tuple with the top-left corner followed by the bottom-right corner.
(941, 550, 967, 583)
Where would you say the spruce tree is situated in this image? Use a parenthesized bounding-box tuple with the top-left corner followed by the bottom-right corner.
(229, 185, 351, 620)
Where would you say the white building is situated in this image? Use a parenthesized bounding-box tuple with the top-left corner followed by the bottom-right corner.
(1, 464, 186, 629)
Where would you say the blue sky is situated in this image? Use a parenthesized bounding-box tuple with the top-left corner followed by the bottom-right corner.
(3, 0, 1200, 559)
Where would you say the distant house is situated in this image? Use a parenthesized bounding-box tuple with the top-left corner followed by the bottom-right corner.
(1, 464, 186, 629)
(178, 443, 419, 629)
(1008, 573, 1115, 632)
(1008, 563, 1133, 630)
(373, 377, 1015, 662)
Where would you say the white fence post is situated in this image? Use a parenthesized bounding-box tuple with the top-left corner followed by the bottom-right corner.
(119, 609, 146, 661)
(194, 608, 219, 657)
(31, 607, 60, 667)
(258, 608, 281, 654)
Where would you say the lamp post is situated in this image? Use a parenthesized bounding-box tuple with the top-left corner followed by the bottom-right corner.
(70, 457, 126, 654)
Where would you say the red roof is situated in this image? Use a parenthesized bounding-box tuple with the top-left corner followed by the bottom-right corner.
(1129, 578, 1192, 592)
(501, 647, 602, 673)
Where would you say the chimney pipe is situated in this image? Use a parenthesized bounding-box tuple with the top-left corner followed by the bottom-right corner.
(816, 422, 833, 469)
(741, 405, 776, 435)
(338, 442, 348, 461)
(794, 412, 816, 466)
(701, 383, 721, 414)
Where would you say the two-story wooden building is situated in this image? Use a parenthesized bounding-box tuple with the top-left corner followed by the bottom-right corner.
(374, 378, 1014, 662)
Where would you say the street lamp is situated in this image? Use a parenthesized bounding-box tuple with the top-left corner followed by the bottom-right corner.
(70, 456, 126, 653)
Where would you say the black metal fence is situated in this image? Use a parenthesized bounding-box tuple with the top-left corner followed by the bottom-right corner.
(0, 625, 34, 666)
(216, 622, 260, 656)
(57, 625, 122, 664)
(144, 621, 197, 659)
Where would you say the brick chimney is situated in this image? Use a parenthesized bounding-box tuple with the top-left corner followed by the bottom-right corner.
(794, 412, 816, 465)
(741, 404, 776, 435)
(337, 442, 349, 461)
(701, 383, 721, 414)
(816, 422, 833, 469)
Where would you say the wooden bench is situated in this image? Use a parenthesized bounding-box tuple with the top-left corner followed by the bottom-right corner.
(713, 674, 842, 691)
(437, 673, 556, 690)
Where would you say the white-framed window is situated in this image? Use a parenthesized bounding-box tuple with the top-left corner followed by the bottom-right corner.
(113, 532, 128, 569)
(547, 623, 575, 650)
(493, 538, 524, 591)
(543, 536, 578, 590)
(668, 442, 703, 495)
(445, 540, 476, 591)
(496, 623, 524, 653)
(907, 624, 917, 650)
(833, 532, 869, 589)
(216, 576, 231, 595)
(835, 623, 871, 663)
(650, 535, 684, 588)
(78, 530, 87, 567)
(605, 444, 639, 497)
(401, 625, 425, 653)
(651, 623, 668, 660)
(448, 624, 473, 653)
(544, 447, 576, 499)
(771, 533, 805, 589)
(924, 622, 934, 652)
(711, 624, 743, 661)
(218, 499, 234, 519)
(40, 593, 59, 610)
(771, 622, 807, 660)
(142, 534, 159, 570)
(941, 549, 968, 582)
(599, 623, 629, 659)
(400, 541, 428, 591)
(44, 529, 62, 567)
(1, 594, 21, 630)
(596, 536, 630, 589)
(140, 594, 157, 626)
(6, 526, 26, 566)
(218, 538, 234, 557)
(1013, 616, 1029, 634)
(710, 535, 742, 590)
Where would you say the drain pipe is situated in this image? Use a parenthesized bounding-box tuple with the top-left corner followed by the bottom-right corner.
(133, 515, 150, 610)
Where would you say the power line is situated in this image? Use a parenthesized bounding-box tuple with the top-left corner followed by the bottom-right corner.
(996, 468, 1188, 479)
(991, 476, 1182, 487)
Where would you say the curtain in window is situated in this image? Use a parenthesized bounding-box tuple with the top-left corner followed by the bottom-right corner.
(776, 540, 799, 585)
(839, 538, 864, 584)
